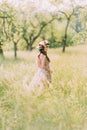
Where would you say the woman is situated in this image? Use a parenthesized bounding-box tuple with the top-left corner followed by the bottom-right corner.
(23, 40, 52, 92)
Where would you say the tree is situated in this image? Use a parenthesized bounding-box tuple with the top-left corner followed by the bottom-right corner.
(0, 9, 8, 56)
(60, 9, 74, 52)
(0, 1, 21, 58)
(10, 23, 21, 58)
(2, 2, 21, 58)
(49, 0, 87, 52)
(21, 13, 56, 51)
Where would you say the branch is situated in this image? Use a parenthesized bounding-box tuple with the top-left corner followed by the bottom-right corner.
(59, 8, 74, 20)
(22, 34, 28, 43)
(2, 18, 8, 38)
(59, 11, 68, 19)
(32, 18, 56, 43)
(0, 16, 8, 18)
(30, 21, 37, 28)
(69, 8, 74, 19)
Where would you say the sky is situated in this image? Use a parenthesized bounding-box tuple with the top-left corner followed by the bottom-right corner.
(0, 0, 87, 12)
(0, 0, 19, 7)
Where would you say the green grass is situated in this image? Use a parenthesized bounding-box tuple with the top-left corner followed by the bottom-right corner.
(0, 45, 87, 130)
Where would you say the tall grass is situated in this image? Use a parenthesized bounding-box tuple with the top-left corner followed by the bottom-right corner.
(0, 45, 87, 130)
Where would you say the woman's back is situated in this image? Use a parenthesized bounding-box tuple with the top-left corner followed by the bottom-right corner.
(37, 53, 50, 70)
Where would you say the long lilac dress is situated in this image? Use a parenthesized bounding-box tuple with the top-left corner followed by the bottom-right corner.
(28, 53, 51, 91)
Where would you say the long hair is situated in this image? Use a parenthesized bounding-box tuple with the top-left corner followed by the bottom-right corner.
(38, 46, 50, 62)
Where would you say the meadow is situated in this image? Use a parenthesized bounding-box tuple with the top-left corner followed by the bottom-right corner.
(0, 45, 87, 130)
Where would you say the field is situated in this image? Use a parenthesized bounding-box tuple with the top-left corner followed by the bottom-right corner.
(0, 45, 87, 130)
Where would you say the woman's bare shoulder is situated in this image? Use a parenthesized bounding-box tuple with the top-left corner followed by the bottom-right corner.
(40, 54, 46, 61)
(40, 53, 46, 58)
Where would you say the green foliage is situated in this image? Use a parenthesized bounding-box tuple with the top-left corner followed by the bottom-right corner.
(0, 0, 87, 54)
(48, 37, 61, 48)
(66, 35, 73, 46)
(73, 30, 87, 45)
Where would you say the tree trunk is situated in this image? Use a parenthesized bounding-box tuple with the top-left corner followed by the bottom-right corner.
(62, 37, 66, 52)
(26, 42, 32, 51)
(62, 19, 70, 52)
(60, 10, 74, 52)
(14, 42, 17, 58)
(26, 43, 28, 50)
(28, 44, 32, 51)
(0, 42, 4, 56)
